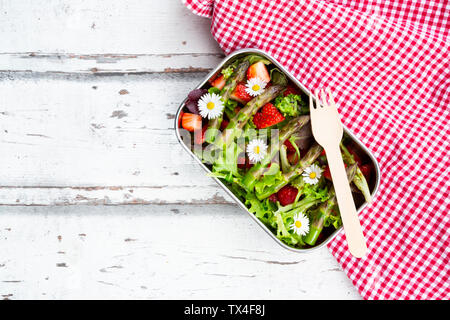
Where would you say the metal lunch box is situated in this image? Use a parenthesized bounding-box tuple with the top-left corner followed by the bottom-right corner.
(174, 48, 380, 253)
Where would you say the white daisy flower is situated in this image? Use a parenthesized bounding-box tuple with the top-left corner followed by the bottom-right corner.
(198, 93, 225, 119)
(290, 213, 310, 236)
(246, 139, 268, 163)
(245, 77, 267, 97)
(302, 163, 322, 185)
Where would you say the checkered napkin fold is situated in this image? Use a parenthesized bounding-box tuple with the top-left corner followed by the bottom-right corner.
(183, 0, 450, 299)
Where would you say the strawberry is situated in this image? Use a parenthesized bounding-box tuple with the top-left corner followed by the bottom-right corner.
(323, 166, 332, 181)
(211, 75, 226, 90)
(237, 155, 253, 169)
(283, 84, 301, 96)
(220, 119, 229, 130)
(360, 164, 372, 181)
(287, 151, 299, 165)
(252, 103, 285, 129)
(277, 185, 298, 206)
(181, 113, 202, 132)
(194, 125, 207, 145)
(230, 82, 252, 104)
(284, 140, 296, 152)
(247, 61, 270, 82)
(268, 193, 279, 203)
(346, 145, 363, 166)
(178, 111, 184, 128)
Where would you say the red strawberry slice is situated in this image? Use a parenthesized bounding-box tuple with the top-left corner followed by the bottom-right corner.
(237, 155, 253, 169)
(284, 140, 296, 152)
(360, 164, 372, 181)
(211, 75, 226, 90)
(247, 61, 270, 82)
(268, 193, 279, 203)
(287, 151, 299, 165)
(181, 113, 202, 132)
(277, 185, 298, 206)
(346, 145, 363, 166)
(252, 103, 285, 129)
(220, 119, 229, 130)
(230, 82, 253, 104)
(194, 125, 207, 145)
(178, 111, 184, 128)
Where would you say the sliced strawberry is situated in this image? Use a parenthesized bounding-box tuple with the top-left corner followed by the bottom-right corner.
(268, 193, 279, 203)
(284, 140, 296, 152)
(252, 103, 285, 129)
(360, 164, 372, 181)
(323, 166, 332, 181)
(178, 111, 184, 128)
(208, 71, 220, 84)
(277, 185, 298, 206)
(346, 145, 363, 166)
(287, 151, 299, 165)
(247, 61, 270, 82)
(283, 84, 301, 96)
(220, 119, 229, 130)
(211, 75, 226, 90)
(194, 125, 207, 145)
(230, 82, 252, 104)
(181, 113, 202, 132)
(237, 155, 253, 169)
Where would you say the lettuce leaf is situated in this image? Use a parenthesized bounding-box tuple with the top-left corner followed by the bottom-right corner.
(270, 68, 288, 87)
(254, 163, 285, 196)
(243, 54, 271, 65)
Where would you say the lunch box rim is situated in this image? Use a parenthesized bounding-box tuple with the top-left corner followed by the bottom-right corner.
(174, 48, 381, 253)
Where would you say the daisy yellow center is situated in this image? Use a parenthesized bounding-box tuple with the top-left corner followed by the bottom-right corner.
(309, 172, 317, 179)
(207, 102, 215, 110)
(295, 220, 302, 228)
(253, 146, 260, 154)
(252, 84, 261, 91)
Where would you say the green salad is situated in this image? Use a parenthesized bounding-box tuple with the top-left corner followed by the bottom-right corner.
(179, 54, 374, 248)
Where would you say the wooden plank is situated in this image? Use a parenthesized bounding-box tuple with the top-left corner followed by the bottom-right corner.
(0, 0, 222, 55)
(0, 186, 233, 206)
(0, 72, 239, 204)
(0, 205, 360, 299)
(0, 52, 224, 75)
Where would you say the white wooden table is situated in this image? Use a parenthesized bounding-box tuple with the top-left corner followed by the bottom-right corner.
(0, 0, 360, 299)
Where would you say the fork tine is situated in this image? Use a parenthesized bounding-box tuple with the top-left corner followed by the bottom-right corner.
(320, 88, 328, 107)
(309, 92, 314, 110)
(327, 87, 336, 107)
(314, 89, 321, 108)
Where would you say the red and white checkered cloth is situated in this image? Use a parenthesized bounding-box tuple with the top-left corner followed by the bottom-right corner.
(183, 0, 450, 299)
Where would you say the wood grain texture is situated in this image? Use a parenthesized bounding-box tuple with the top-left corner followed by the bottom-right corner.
(0, 0, 222, 54)
(0, 205, 360, 300)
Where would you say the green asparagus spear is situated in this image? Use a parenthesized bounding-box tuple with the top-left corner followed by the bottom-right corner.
(205, 60, 250, 143)
(256, 143, 323, 199)
(240, 116, 310, 191)
(340, 143, 372, 203)
(303, 164, 357, 246)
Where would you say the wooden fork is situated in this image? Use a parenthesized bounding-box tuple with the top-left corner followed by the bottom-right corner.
(310, 88, 367, 258)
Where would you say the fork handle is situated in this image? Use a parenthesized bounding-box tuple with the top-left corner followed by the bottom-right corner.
(326, 145, 368, 258)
